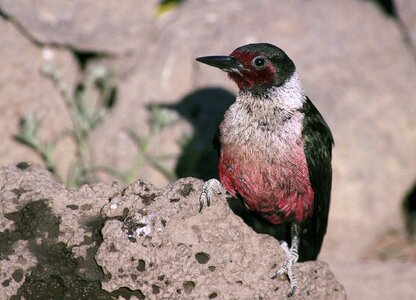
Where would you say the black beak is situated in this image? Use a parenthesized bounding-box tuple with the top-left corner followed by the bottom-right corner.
(196, 56, 242, 72)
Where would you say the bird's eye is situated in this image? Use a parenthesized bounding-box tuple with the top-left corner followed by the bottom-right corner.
(252, 56, 266, 69)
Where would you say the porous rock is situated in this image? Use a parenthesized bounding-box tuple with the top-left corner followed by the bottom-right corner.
(0, 164, 347, 299)
(0, 163, 120, 299)
(98, 177, 347, 299)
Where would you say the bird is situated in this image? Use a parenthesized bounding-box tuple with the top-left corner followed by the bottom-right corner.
(196, 43, 334, 297)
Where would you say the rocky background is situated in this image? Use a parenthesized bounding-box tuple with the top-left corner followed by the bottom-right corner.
(0, 0, 415, 299)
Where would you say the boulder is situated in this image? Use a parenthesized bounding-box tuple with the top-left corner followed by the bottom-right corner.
(0, 0, 158, 55)
(396, 0, 416, 51)
(0, 17, 77, 180)
(0, 163, 347, 299)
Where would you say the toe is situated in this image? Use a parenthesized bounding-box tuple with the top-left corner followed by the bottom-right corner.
(287, 285, 297, 298)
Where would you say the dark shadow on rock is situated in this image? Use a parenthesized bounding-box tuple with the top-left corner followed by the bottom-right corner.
(403, 180, 416, 241)
(366, 0, 397, 17)
(162, 87, 235, 180)
(3, 199, 142, 299)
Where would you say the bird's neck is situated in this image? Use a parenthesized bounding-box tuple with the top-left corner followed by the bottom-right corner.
(237, 72, 306, 117)
(220, 72, 307, 150)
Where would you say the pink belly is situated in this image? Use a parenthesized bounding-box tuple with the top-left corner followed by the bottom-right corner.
(219, 144, 314, 225)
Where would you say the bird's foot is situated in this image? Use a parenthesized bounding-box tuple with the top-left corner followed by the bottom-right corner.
(273, 241, 299, 297)
(199, 179, 226, 211)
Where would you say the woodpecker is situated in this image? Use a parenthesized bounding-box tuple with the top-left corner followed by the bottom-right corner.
(196, 43, 334, 296)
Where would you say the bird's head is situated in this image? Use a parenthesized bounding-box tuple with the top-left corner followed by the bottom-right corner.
(196, 43, 296, 93)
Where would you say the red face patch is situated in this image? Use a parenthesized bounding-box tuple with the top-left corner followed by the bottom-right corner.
(228, 50, 277, 90)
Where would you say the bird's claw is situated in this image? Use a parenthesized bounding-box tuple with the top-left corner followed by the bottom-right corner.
(274, 241, 299, 297)
(199, 179, 226, 212)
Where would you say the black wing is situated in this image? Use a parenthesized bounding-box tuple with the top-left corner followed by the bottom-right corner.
(298, 97, 334, 261)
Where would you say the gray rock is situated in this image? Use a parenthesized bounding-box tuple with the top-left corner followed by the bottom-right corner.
(0, 163, 118, 299)
(0, 0, 158, 54)
(329, 259, 416, 300)
(0, 2, 415, 299)
(0, 241, 37, 299)
(0, 17, 77, 181)
(98, 177, 346, 299)
(0, 164, 347, 299)
(396, 0, 416, 50)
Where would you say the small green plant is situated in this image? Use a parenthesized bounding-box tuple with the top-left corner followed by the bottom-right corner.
(92, 105, 179, 184)
(15, 61, 178, 188)
(14, 113, 58, 179)
(156, 0, 184, 16)
(121, 105, 179, 183)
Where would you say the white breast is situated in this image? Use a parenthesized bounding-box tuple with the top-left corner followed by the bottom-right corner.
(220, 72, 307, 160)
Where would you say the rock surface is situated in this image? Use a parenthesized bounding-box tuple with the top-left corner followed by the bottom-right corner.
(0, 16, 77, 179)
(329, 259, 416, 300)
(0, 163, 347, 299)
(0, 0, 158, 55)
(396, 0, 416, 50)
(1, 1, 416, 299)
